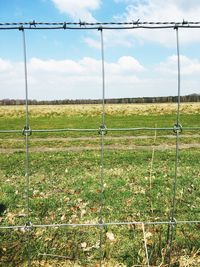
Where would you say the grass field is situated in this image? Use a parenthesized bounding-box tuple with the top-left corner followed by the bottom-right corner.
(0, 103, 200, 266)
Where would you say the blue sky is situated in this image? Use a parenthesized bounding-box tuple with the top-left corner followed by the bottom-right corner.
(0, 0, 200, 100)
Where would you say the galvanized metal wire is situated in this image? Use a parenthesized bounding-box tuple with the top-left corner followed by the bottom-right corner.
(1, 220, 200, 230)
(99, 27, 106, 267)
(167, 27, 181, 266)
(21, 28, 31, 267)
(1, 20, 200, 30)
(149, 125, 157, 191)
(0, 126, 200, 134)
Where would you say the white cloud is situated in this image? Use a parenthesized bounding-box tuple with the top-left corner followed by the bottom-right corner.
(1, 55, 199, 100)
(30, 56, 144, 75)
(157, 55, 200, 75)
(84, 37, 101, 49)
(0, 56, 145, 100)
(106, 56, 145, 74)
(51, 0, 101, 21)
(83, 1, 200, 50)
(120, 0, 200, 20)
(114, 0, 200, 46)
(0, 58, 13, 72)
(83, 29, 134, 50)
(30, 58, 84, 74)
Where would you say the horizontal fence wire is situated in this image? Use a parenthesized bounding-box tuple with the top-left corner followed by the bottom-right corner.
(0, 127, 200, 134)
(1, 220, 200, 230)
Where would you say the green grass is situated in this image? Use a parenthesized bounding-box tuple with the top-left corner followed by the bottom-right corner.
(0, 112, 200, 137)
(0, 105, 200, 266)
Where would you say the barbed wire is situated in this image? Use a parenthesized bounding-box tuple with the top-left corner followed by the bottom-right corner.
(1, 20, 200, 30)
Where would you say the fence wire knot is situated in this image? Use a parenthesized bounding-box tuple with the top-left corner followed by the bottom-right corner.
(18, 25, 24, 31)
(22, 126, 32, 136)
(173, 123, 182, 134)
(25, 221, 33, 231)
(98, 124, 107, 135)
(98, 218, 104, 228)
(171, 217, 177, 228)
(98, 25, 103, 31)
(174, 23, 179, 30)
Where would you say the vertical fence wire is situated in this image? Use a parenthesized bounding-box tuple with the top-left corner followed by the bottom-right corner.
(176, 26, 181, 125)
(149, 125, 157, 192)
(99, 27, 106, 267)
(167, 26, 181, 266)
(149, 124, 157, 219)
(21, 28, 31, 267)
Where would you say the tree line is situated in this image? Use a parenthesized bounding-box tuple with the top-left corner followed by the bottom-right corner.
(0, 94, 199, 105)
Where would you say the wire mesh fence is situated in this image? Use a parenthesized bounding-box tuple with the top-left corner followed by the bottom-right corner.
(0, 21, 200, 266)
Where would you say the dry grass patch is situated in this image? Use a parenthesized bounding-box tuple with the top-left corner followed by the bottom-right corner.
(0, 103, 200, 118)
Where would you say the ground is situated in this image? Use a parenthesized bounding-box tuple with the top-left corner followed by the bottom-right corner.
(0, 103, 200, 266)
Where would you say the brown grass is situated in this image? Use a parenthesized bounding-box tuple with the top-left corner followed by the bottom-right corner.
(0, 103, 200, 118)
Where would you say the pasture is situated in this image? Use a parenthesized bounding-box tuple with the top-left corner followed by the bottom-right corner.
(0, 103, 200, 266)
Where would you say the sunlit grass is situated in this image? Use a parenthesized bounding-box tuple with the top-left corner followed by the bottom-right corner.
(0, 104, 200, 266)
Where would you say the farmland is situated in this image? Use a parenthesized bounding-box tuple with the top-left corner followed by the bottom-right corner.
(0, 103, 200, 266)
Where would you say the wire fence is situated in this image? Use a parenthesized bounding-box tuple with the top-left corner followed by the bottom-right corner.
(0, 21, 200, 266)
